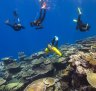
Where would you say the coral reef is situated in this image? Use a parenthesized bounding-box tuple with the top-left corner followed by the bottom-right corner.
(86, 70, 96, 88)
(24, 79, 46, 91)
(0, 77, 6, 86)
(0, 36, 96, 91)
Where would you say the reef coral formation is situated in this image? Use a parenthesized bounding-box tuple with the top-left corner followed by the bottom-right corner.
(0, 36, 96, 91)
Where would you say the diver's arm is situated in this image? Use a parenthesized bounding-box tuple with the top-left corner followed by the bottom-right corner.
(78, 7, 82, 15)
(17, 18, 21, 23)
(73, 19, 78, 23)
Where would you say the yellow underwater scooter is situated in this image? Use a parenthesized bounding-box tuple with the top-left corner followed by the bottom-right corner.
(45, 44, 62, 57)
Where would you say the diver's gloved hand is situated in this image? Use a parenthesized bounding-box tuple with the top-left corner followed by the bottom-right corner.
(78, 7, 82, 15)
(5, 19, 10, 24)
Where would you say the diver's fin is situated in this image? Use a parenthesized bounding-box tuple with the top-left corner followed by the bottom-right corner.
(78, 7, 82, 15)
(35, 26, 43, 30)
(73, 19, 78, 23)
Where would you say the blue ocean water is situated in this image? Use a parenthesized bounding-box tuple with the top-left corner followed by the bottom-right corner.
(0, 0, 96, 58)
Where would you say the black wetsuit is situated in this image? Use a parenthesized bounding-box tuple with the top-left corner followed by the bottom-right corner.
(11, 24, 25, 31)
(76, 15, 90, 32)
(5, 11, 25, 31)
(30, 2, 46, 29)
(6, 23, 25, 31)
(51, 37, 58, 48)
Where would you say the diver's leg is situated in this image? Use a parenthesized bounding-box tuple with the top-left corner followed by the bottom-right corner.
(5, 19, 14, 28)
(21, 26, 25, 29)
(35, 26, 43, 30)
(76, 24, 79, 30)
(77, 15, 82, 30)
(6, 23, 13, 28)
(82, 24, 90, 30)
(30, 22, 34, 27)
(38, 9, 43, 20)
(40, 9, 46, 23)
(40, 0, 44, 6)
(5, 19, 10, 24)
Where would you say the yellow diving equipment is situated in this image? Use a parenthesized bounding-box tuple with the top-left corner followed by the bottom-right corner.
(45, 48, 50, 53)
(45, 44, 62, 56)
(51, 46, 62, 56)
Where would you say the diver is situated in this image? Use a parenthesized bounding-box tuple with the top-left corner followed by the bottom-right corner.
(5, 10, 25, 31)
(30, 0, 47, 29)
(73, 8, 90, 32)
(46, 36, 59, 50)
(45, 36, 62, 57)
(51, 36, 59, 48)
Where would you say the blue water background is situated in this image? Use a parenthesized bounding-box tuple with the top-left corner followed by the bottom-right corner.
(0, 0, 96, 58)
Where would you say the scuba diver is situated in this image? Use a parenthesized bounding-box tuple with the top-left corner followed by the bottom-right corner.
(5, 11, 25, 31)
(51, 36, 59, 48)
(73, 8, 90, 32)
(30, 0, 47, 30)
(45, 36, 62, 57)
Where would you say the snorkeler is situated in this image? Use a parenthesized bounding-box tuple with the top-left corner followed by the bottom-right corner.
(73, 8, 90, 32)
(5, 10, 25, 31)
(30, 0, 47, 30)
(45, 36, 62, 56)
